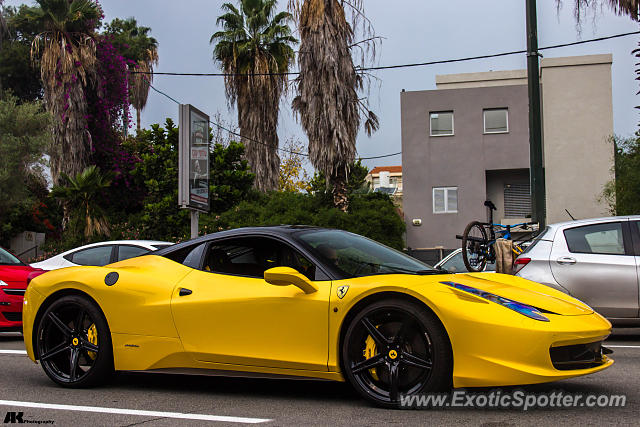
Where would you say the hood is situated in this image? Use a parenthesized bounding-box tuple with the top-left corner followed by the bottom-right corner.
(0, 265, 37, 287)
(441, 273, 593, 316)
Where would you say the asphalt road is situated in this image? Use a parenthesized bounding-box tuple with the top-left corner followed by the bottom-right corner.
(0, 329, 638, 426)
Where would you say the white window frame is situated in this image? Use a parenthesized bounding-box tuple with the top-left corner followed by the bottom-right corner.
(483, 108, 509, 134)
(429, 111, 454, 137)
(433, 187, 458, 214)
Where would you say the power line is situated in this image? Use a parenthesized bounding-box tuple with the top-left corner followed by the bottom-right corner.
(147, 82, 309, 156)
(130, 30, 640, 77)
(145, 28, 640, 162)
(359, 29, 639, 72)
(149, 80, 401, 159)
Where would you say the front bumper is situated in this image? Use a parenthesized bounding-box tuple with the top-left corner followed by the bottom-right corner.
(0, 287, 25, 331)
(446, 309, 613, 388)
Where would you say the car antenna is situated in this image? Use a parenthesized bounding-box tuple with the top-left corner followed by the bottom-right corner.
(565, 209, 576, 221)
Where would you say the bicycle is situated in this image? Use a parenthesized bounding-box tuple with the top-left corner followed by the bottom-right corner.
(456, 201, 537, 272)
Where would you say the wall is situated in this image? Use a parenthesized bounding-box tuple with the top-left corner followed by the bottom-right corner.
(540, 54, 614, 223)
(401, 85, 530, 249)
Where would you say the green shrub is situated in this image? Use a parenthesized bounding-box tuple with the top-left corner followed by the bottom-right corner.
(202, 191, 405, 249)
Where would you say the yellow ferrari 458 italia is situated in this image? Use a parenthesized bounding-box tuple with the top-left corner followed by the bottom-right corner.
(22, 226, 613, 408)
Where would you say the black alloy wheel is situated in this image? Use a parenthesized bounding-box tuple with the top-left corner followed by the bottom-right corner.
(36, 295, 113, 387)
(342, 299, 452, 408)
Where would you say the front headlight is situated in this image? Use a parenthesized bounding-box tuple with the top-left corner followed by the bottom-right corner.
(441, 281, 550, 322)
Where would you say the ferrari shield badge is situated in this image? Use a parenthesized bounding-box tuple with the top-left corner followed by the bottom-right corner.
(337, 285, 349, 299)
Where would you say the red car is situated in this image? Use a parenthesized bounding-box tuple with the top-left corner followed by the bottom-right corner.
(0, 247, 43, 332)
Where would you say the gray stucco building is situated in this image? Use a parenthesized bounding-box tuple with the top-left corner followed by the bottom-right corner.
(401, 54, 614, 250)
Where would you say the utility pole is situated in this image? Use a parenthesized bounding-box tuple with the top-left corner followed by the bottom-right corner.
(526, 0, 546, 228)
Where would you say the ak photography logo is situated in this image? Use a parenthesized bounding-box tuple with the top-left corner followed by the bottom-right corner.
(3, 411, 54, 424)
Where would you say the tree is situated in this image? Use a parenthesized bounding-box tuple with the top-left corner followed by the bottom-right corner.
(0, 0, 7, 94)
(206, 191, 405, 249)
(601, 134, 640, 215)
(278, 138, 310, 192)
(51, 165, 114, 239)
(558, 1, 639, 23)
(289, 0, 379, 212)
(122, 119, 255, 241)
(0, 5, 43, 102)
(0, 93, 50, 243)
(104, 17, 158, 132)
(18, 0, 101, 185)
(308, 159, 369, 199)
(211, 0, 297, 192)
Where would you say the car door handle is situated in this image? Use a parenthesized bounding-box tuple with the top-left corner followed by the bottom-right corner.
(556, 257, 577, 265)
(179, 288, 192, 296)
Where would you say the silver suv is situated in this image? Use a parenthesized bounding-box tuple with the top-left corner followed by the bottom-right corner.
(515, 216, 640, 326)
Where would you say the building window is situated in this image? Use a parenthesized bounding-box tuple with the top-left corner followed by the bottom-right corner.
(504, 183, 531, 218)
(484, 108, 508, 133)
(430, 111, 454, 136)
(433, 187, 458, 213)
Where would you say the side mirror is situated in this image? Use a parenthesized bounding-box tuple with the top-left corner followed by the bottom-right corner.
(264, 266, 317, 294)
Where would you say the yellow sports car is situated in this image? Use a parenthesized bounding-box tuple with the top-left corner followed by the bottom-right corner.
(22, 226, 613, 408)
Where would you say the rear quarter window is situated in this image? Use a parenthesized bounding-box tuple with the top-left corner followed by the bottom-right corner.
(563, 222, 625, 255)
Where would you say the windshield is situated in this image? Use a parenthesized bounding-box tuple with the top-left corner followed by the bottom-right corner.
(294, 229, 436, 278)
(0, 247, 23, 265)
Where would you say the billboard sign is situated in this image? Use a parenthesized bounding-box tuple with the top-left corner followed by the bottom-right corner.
(179, 104, 210, 212)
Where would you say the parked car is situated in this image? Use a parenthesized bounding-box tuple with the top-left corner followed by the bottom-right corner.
(435, 248, 496, 273)
(0, 247, 43, 331)
(515, 216, 640, 326)
(23, 226, 612, 407)
(31, 240, 173, 271)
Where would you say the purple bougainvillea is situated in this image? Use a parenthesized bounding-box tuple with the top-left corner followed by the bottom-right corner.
(87, 36, 144, 212)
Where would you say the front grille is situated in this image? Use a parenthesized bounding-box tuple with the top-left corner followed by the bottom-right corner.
(1, 312, 22, 322)
(2, 289, 25, 296)
(550, 342, 607, 370)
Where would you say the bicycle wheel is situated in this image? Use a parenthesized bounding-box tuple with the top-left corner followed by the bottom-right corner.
(462, 221, 489, 272)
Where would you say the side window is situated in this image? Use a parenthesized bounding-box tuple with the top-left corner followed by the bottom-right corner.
(117, 245, 149, 262)
(441, 252, 467, 273)
(563, 222, 625, 255)
(202, 237, 317, 280)
(68, 246, 114, 266)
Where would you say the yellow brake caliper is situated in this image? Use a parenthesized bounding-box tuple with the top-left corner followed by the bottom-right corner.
(86, 324, 98, 360)
(363, 334, 380, 381)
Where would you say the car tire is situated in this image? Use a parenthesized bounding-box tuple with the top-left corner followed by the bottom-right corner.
(342, 298, 452, 408)
(36, 295, 113, 388)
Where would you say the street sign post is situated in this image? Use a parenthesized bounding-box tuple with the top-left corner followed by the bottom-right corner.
(179, 104, 210, 238)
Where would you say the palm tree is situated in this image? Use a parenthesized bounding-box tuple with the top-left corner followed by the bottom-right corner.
(561, 0, 639, 21)
(289, 0, 378, 211)
(17, 0, 100, 186)
(104, 17, 158, 132)
(211, 0, 297, 192)
(51, 165, 114, 238)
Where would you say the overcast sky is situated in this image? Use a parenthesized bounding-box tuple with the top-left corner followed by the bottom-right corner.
(6, 0, 639, 171)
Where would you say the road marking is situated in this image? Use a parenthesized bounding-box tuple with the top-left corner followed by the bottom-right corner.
(606, 345, 640, 349)
(0, 350, 27, 355)
(0, 400, 271, 424)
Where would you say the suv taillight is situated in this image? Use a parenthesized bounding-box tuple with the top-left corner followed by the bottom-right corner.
(513, 257, 531, 275)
